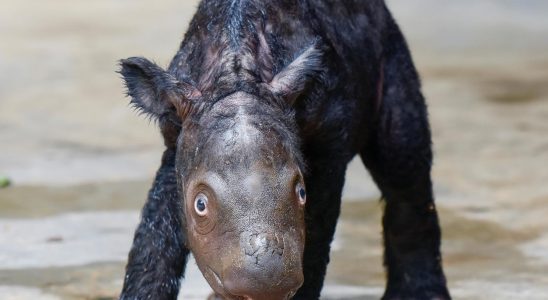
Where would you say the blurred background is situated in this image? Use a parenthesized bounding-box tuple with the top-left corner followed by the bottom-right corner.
(1, 0, 547, 299)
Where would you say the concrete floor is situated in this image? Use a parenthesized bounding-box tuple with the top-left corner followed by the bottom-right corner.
(1, 0, 548, 299)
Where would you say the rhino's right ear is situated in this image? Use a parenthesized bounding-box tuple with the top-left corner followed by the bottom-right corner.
(267, 43, 324, 105)
(119, 57, 201, 120)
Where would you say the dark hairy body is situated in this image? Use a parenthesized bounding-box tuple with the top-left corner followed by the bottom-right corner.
(119, 0, 450, 299)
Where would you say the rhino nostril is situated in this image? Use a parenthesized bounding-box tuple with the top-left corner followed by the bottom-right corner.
(243, 232, 285, 257)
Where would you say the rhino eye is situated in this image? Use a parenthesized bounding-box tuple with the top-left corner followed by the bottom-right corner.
(194, 193, 208, 216)
(296, 183, 306, 205)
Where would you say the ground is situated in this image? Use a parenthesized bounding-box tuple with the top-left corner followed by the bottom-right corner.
(1, 0, 548, 299)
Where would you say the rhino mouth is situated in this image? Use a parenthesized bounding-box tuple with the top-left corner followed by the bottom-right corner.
(206, 267, 245, 300)
(205, 266, 296, 300)
(207, 266, 298, 300)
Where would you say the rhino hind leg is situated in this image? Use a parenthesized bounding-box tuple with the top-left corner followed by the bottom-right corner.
(360, 20, 450, 300)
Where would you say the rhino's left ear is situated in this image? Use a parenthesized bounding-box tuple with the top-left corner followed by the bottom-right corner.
(119, 57, 201, 120)
(267, 43, 324, 105)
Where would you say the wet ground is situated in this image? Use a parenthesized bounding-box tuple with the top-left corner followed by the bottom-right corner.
(1, 0, 548, 299)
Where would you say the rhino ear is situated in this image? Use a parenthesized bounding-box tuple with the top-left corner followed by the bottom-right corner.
(119, 57, 201, 120)
(267, 43, 324, 105)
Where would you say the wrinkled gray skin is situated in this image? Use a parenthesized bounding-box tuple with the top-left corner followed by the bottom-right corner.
(180, 93, 306, 299)
(119, 36, 320, 297)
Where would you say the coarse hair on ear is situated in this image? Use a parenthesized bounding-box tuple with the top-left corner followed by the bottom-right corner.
(267, 41, 324, 105)
(119, 57, 202, 121)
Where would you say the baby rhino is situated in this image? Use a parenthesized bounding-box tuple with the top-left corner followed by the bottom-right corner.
(118, 0, 450, 299)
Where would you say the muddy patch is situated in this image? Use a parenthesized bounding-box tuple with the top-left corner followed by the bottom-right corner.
(0, 181, 149, 218)
(0, 263, 124, 300)
(480, 77, 548, 105)
(422, 64, 548, 105)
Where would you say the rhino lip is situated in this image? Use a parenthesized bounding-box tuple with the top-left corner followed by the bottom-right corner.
(207, 267, 252, 300)
(206, 267, 295, 300)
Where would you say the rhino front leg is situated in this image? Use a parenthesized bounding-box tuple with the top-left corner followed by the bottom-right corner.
(120, 148, 189, 300)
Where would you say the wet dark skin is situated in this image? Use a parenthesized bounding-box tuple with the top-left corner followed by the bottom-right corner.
(118, 0, 450, 299)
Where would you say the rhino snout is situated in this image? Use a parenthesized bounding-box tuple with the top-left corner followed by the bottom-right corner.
(243, 232, 285, 258)
(217, 231, 303, 300)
